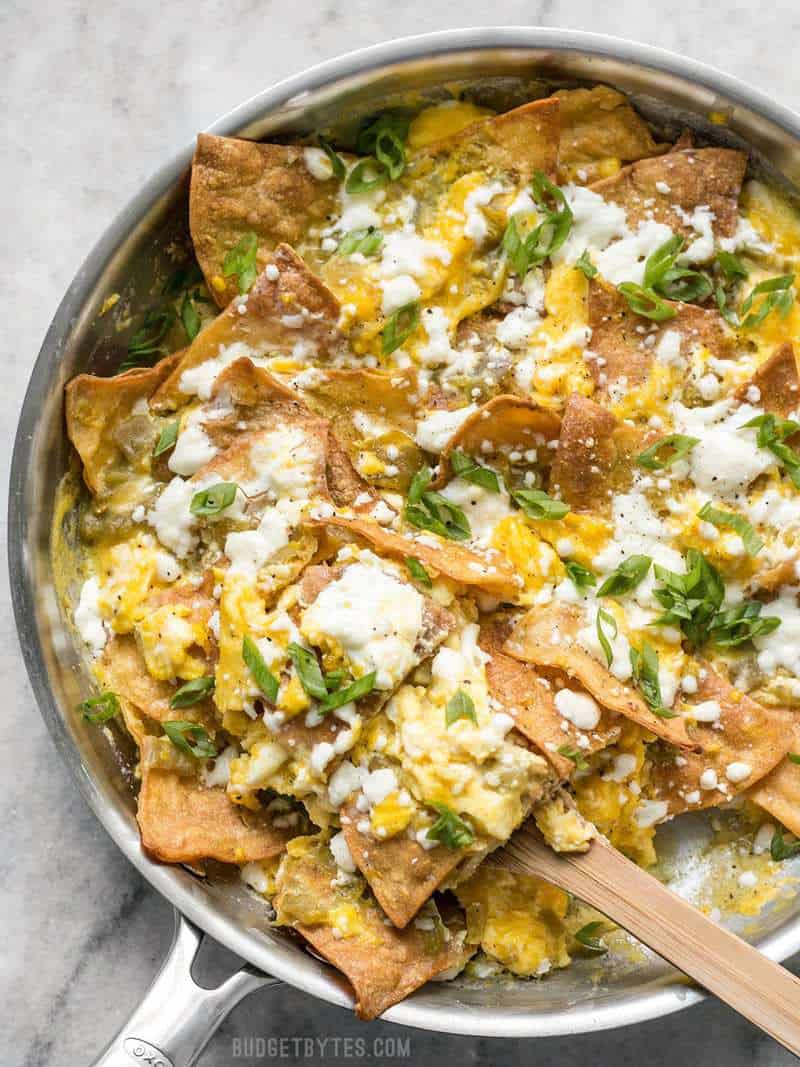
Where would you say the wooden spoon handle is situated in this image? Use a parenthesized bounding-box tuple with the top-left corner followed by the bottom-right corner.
(499, 825, 800, 1057)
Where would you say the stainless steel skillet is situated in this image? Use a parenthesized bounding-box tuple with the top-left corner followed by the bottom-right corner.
(9, 26, 800, 1067)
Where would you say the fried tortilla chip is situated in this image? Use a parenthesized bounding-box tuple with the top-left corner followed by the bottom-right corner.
(590, 146, 747, 243)
(66, 352, 182, 497)
(341, 801, 464, 928)
(549, 393, 644, 512)
(98, 634, 217, 738)
(137, 736, 294, 863)
(310, 514, 522, 601)
(480, 614, 621, 777)
(406, 98, 560, 200)
(432, 394, 561, 487)
(297, 367, 425, 492)
(749, 725, 800, 837)
(587, 279, 736, 390)
(554, 86, 664, 183)
(273, 839, 470, 1018)
(647, 664, 793, 816)
(504, 603, 694, 749)
(190, 134, 339, 308)
(151, 246, 343, 411)
(735, 342, 800, 417)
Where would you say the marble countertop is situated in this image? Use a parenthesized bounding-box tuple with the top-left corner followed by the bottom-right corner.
(3, 3, 800, 1064)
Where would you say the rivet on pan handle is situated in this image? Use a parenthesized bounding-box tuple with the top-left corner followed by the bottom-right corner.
(90, 908, 279, 1067)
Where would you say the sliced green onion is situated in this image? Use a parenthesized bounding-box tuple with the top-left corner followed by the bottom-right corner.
(740, 274, 795, 329)
(180, 291, 201, 341)
(319, 671, 377, 713)
(317, 136, 346, 180)
(596, 608, 617, 669)
(382, 302, 419, 355)
(512, 488, 570, 520)
(190, 483, 239, 516)
(445, 689, 477, 727)
(558, 744, 589, 771)
(697, 502, 763, 556)
(345, 158, 389, 195)
(222, 231, 259, 294)
(405, 557, 432, 588)
(574, 920, 608, 954)
(575, 249, 597, 279)
(450, 450, 501, 493)
(287, 643, 327, 700)
(242, 635, 279, 703)
(338, 227, 383, 257)
(564, 560, 596, 591)
(169, 676, 215, 709)
(425, 803, 475, 850)
(153, 420, 180, 458)
(617, 282, 677, 322)
(629, 642, 676, 718)
(636, 434, 699, 470)
(597, 555, 652, 597)
(163, 720, 217, 758)
(79, 691, 120, 724)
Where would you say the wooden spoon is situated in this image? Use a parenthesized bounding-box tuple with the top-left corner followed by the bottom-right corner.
(496, 823, 800, 1057)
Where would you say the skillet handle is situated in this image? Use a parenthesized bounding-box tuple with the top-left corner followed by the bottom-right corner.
(91, 908, 280, 1067)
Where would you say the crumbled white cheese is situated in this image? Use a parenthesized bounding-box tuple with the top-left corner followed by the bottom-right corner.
(168, 422, 217, 476)
(553, 688, 601, 730)
(327, 760, 364, 807)
(725, 761, 752, 784)
(178, 341, 264, 400)
(463, 181, 506, 245)
(329, 830, 357, 873)
(301, 557, 425, 689)
(303, 146, 334, 181)
(361, 767, 399, 805)
(595, 219, 674, 286)
(417, 307, 458, 367)
(379, 231, 451, 278)
(147, 476, 197, 557)
(381, 273, 421, 314)
(634, 799, 669, 828)
(74, 577, 107, 652)
(415, 404, 477, 453)
(224, 508, 290, 577)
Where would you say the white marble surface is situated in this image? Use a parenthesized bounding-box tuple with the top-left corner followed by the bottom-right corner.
(3, 2, 800, 1064)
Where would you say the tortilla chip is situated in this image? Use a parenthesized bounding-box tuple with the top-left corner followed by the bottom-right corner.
(310, 514, 522, 601)
(190, 134, 339, 308)
(590, 146, 747, 242)
(341, 801, 464, 928)
(324, 431, 372, 506)
(137, 737, 294, 863)
(548, 393, 644, 512)
(432, 394, 561, 486)
(98, 634, 217, 735)
(554, 86, 665, 183)
(297, 368, 425, 492)
(735, 342, 800, 417)
(151, 246, 343, 411)
(504, 603, 695, 749)
(480, 614, 621, 777)
(407, 98, 560, 195)
(65, 352, 182, 496)
(749, 725, 800, 837)
(274, 839, 470, 1018)
(647, 664, 793, 816)
(587, 278, 736, 390)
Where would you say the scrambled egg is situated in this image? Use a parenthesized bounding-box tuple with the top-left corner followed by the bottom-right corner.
(457, 866, 570, 976)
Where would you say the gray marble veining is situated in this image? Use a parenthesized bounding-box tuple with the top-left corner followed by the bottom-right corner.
(3, 2, 800, 1064)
